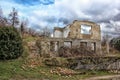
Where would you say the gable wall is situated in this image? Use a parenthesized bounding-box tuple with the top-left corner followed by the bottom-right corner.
(68, 21, 101, 40)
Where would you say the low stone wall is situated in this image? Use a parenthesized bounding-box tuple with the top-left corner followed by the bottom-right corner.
(72, 57, 120, 70)
(43, 57, 120, 71)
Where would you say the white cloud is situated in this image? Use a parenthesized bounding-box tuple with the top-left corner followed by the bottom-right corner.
(0, 0, 120, 36)
(110, 20, 120, 31)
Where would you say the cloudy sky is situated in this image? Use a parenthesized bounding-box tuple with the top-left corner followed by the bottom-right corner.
(0, 0, 120, 35)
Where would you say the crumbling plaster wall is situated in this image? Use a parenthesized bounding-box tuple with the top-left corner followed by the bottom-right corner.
(68, 20, 101, 40)
(63, 25, 70, 38)
(53, 20, 101, 41)
(54, 27, 63, 38)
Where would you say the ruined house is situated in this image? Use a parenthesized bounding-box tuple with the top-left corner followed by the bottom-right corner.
(39, 20, 101, 56)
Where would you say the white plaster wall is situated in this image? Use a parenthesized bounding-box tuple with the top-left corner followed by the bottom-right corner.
(54, 30, 63, 38)
(63, 26, 70, 38)
(55, 42, 58, 51)
(64, 42, 72, 47)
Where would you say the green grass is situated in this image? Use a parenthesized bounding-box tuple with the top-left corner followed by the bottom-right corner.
(0, 58, 115, 80)
(23, 36, 37, 42)
(0, 36, 117, 80)
(0, 59, 23, 80)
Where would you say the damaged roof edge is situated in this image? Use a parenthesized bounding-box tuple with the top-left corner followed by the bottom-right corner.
(54, 20, 100, 32)
(73, 20, 98, 25)
(54, 27, 64, 32)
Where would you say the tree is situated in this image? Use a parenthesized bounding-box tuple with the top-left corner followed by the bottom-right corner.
(0, 6, 3, 19)
(0, 6, 3, 26)
(8, 8, 19, 27)
(41, 26, 51, 37)
(28, 28, 37, 36)
(0, 27, 23, 60)
(0, 6, 7, 26)
(110, 37, 120, 51)
(20, 19, 28, 36)
(102, 34, 111, 54)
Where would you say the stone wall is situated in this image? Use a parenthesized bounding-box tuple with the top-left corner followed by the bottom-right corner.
(72, 57, 120, 70)
(37, 38, 101, 55)
(37, 20, 101, 56)
(43, 57, 120, 71)
(43, 57, 120, 72)
(53, 20, 101, 54)
(54, 20, 101, 40)
(36, 38, 51, 57)
(68, 20, 101, 40)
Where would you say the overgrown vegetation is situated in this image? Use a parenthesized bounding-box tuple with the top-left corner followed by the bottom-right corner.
(110, 37, 120, 51)
(0, 27, 23, 60)
(0, 35, 118, 80)
(58, 46, 96, 57)
(0, 58, 114, 80)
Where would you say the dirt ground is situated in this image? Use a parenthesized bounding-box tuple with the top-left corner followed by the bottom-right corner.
(84, 74, 120, 80)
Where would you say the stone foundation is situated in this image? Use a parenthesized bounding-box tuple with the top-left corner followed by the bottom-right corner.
(37, 38, 101, 56)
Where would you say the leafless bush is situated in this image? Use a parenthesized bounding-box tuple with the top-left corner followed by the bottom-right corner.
(58, 46, 96, 57)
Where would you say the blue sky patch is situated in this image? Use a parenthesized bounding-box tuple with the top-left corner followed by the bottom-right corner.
(13, 0, 54, 6)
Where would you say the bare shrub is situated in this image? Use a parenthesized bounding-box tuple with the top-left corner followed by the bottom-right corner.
(58, 46, 96, 57)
